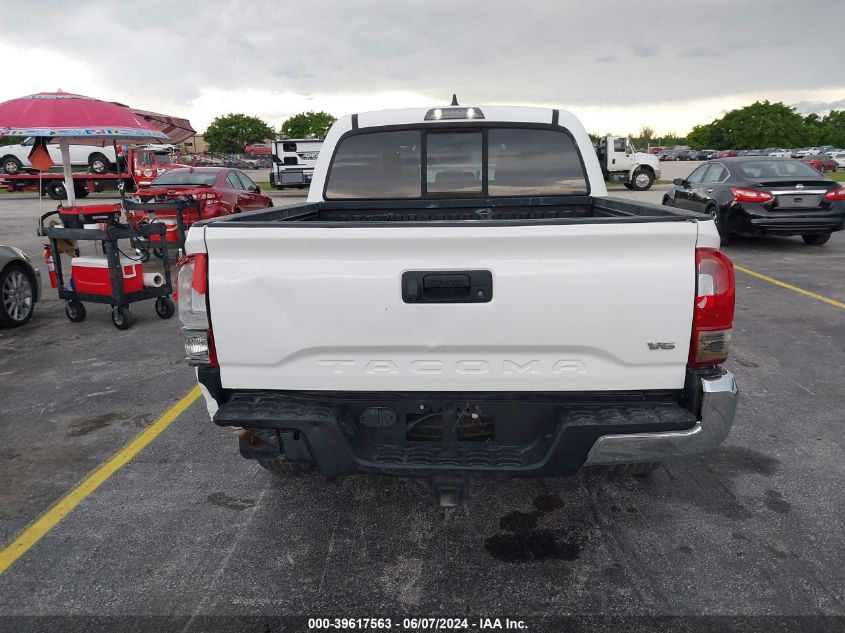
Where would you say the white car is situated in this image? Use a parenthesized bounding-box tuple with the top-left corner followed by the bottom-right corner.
(177, 104, 739, 504)
(768, 149, 791, 158)
(831, 152, 845, 170)
(0, 137, 119, 175)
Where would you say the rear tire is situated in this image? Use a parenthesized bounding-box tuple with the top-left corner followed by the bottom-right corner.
(46, 181, 67, 201)
(802, 232, 831, 246)
(706, 204, 732, 245)
(2, 156, 22, 175)
(88, 153, 110, 175)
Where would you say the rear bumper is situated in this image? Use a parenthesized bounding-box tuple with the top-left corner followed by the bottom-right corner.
(731, 204, 845, 236)
(583, 372, 737, 465)
(201, 369, 737, 478)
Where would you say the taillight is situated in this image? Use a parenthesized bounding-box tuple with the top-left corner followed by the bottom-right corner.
(730, 187, 773, 203)
(689, 248, 735, 367)
(178, 253, 217, 366)
(193, 191, 222, 218)
(823, 187, 845, 201)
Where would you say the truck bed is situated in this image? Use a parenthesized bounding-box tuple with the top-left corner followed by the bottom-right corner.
(202, 195, 704, 227)
(195, 194, 707, 393)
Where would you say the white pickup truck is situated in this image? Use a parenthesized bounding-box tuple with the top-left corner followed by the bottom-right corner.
(1, 137, 119, 174)
(178, 105, 738, 505)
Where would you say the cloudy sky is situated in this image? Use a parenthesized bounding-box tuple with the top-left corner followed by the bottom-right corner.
(1, 0, 843, 137)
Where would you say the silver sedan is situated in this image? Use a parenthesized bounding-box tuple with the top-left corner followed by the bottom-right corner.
(0, 245, 41, 328)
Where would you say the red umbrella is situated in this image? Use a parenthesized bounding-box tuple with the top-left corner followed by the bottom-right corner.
(0, 91, 168, 205)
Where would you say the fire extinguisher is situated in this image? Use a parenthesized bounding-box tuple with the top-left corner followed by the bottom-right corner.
(43, 244, 57, 289)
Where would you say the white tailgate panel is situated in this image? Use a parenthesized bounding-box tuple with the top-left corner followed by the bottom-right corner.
(205, 222, 698, 391)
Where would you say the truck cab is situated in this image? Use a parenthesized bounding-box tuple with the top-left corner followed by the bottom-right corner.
(596, 135, 660, 190)
(130, 147, 185, 187)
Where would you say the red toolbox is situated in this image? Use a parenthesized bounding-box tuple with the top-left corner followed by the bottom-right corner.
(71, 257, 143, 295)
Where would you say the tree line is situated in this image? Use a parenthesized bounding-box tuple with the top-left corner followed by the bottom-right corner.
(686, 101, 845, 150)
(590, 101, 845, 151)
(203, 111, 337, 153)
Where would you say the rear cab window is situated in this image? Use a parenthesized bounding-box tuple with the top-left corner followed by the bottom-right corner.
(325, 126, 588, 199)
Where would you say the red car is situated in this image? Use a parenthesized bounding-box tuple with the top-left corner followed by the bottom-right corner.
(802, 155, 838, 173)
(244, 143, 272, 156)
(127, 167, 273, 246)
(714, 150, 739, 158)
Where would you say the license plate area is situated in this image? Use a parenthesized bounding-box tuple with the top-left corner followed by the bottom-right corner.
(777, 194, 820, 208)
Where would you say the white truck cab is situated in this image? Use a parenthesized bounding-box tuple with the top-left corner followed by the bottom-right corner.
(596, 135, 661, 190)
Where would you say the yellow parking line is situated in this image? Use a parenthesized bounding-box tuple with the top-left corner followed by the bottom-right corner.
(0, 385, 200, 576)
(735, 265, 845, 310)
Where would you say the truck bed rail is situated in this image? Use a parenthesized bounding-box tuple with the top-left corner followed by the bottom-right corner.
(201, 196, 706, 227)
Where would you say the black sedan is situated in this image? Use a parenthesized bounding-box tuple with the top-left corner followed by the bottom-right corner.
(663, 157, 845, 245)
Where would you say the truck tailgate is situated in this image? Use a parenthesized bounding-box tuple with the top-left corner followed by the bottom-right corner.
(203, 222, 698, 392)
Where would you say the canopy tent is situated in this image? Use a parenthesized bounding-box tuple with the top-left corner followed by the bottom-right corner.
(122, 106, 196, 144)
(0, 91, 168, 205)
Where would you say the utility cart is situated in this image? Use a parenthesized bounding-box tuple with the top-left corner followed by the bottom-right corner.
(123, 196, 202, 262)
(38, 204, 175, 330)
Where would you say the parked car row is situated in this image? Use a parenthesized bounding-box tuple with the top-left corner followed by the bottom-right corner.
(658, 146, 845, 171)
(178, 152, 272, 170)
(656, 149, 718, 161)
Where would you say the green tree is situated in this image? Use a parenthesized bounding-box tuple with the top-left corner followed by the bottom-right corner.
(635, 126, 655, 148)
(803, 113, 825, 146)
(689, 101, 811, 150)
(662, 133, 686, 147)
(204, 113, 275, 153)
(820, 110, 845, 148)
(281, 111, 337, 139)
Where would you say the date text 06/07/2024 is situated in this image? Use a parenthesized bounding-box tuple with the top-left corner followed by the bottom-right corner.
(307, 617, 529, 630)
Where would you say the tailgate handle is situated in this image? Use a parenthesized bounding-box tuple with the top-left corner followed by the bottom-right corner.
(402, 270, 492, 303)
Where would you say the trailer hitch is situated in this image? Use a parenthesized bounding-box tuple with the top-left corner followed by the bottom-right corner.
(432, 477, 468, 508)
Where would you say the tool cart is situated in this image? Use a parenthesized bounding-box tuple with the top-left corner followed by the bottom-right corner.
(123, 196, 202, 262)
(38, 204, 175, 330)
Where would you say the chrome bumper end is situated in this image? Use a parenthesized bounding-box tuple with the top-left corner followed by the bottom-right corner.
(584, 371, 737, 466)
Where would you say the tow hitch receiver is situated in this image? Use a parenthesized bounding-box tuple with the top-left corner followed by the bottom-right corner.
(432, 477, 468, 507)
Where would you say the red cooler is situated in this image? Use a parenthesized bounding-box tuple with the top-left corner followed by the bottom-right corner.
(71, 257, 143, 295)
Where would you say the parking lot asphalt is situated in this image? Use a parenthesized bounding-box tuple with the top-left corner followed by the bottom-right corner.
(0, 174, 843, 628)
